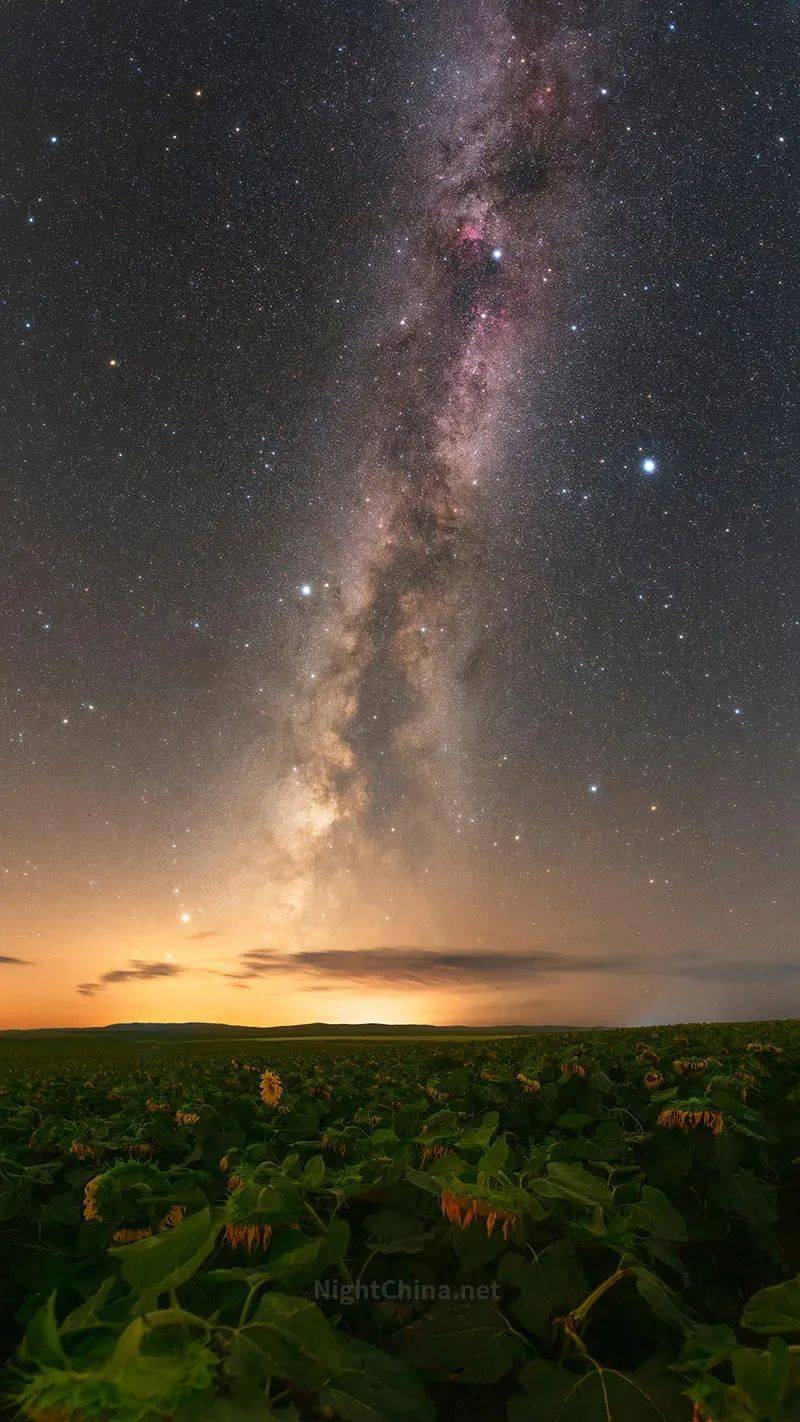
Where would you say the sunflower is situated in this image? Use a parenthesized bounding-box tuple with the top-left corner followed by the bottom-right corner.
(643, 1071, 664, 1090)
(517, 1073, 541, 1094)
(657, 1105, 724, 1135)
(673, 1058, 712, 1076)
(175, 1110, 200, 1125)
(560, 1062, 587, 1078)
(259, 1070, 283, 1107)
(112, 1226, 152, 1244)
(160, 1204, 185, 1230)
(421, 1142, 450, 1164)
(440, 1188, 520, 1241)
(83, 1175, 103, 1221)
(70, 1140, 102, 1162)
(223, 1222, 273, 1252)
(321, 1132, 347, 1156)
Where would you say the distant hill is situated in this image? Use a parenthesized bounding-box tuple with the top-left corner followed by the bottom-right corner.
(0, 1020, 581, 1038)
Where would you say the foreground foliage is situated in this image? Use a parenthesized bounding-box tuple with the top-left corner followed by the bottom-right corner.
(2, 1021, 800, 1419)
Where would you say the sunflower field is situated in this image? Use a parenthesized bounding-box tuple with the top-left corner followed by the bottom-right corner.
(3, 1022, 800, 1420)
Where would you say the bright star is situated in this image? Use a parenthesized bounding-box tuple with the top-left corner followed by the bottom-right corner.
(180, 912, 191, 924)
(492, 247, 503, 260)
(300, 584, 312, 597)
(641, 457, 657, 474)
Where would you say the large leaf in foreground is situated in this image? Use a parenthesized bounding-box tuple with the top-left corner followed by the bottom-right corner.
(742, 1275, 800, 1333)
(111, 1206, 220, 1297)
(321, 1338, 435, 1422)
(395, 1300, 524, 1383)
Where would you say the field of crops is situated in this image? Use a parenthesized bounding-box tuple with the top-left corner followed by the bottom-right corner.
(3, 1022, 800, 1421)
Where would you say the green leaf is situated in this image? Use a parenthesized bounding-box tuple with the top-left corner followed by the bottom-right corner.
(240, 1292, 342, 1390)
(111, 1205, 220, 1298)
(60, 1275, 117, 1334)
(732, 1339, 791, 1421)
(632, 1266, 693, 1336)
(742, 1275, 800, 1333)
(405, 1167, 445, 1197)
(558, 1368, 676, 1421)
(675, 1323, 738, 1375)
(303, 1155, 326, 1188)
(396, 1301, 524, 1383)
(507, 1360, 574, 1422)
(365, 1210, 434, 1255)
(509, 1362, 674, 1422)
(499, 1241, 587, 1341)
(174, 1397, 299, 1422)
(536, 1162, 614, 1210)
(18, 1292, 66, 1367)
(321, 1339, 435, 1422)
(319, 1218, 351, 1269)
(478, 1135, 509, 1176)
(555, 1113, 595, 1131)
(630, 1186, 688, 1242)
(457, 1112, 500, 1150)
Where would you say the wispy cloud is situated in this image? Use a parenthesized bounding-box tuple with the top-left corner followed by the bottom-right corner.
(77, 959, 184, 997)
(0, 955, 31, 965)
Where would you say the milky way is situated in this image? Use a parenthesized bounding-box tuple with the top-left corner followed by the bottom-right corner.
(261, 4, 590, 941)
(5, 0, 797, 1028)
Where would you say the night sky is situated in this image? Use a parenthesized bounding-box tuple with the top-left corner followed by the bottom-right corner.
(2, 0, 798, 1029)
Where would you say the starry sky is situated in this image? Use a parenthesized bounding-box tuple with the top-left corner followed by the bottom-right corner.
(2, 0, 798, 1030)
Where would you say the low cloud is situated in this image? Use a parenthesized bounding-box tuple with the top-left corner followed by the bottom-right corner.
(77, 945, 800, 998)
(77, 959, 184, 997)
(220, 945, 800, 990)
(0, 954, 31, 965)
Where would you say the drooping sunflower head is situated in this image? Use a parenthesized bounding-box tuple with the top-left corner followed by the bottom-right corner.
(82, 1160, 191, 1237)
(643, 1071, 664, 1090)
(517, 1072, 542, 1094)
(112, 1226, 152, 1244)
(657, 1103, 724, 1135)
(259, 1070, 283, 1107)
(70, 1140, 103, 1163)
(440, 1188, 520, 1242)
(223, 1223, 273, 1252)
(83, 1174, 103, 1221)
(673, 1058, 713, 1077)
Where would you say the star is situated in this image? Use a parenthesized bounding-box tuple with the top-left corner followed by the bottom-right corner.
(641, 457, 657, 474)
